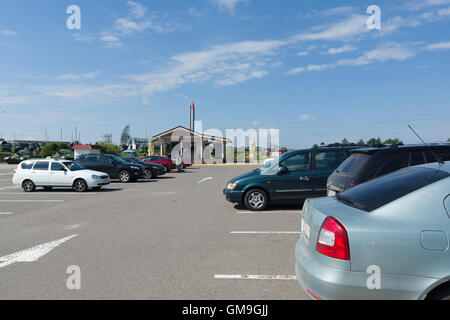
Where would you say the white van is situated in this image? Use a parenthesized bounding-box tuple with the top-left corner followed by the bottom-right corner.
(12, 159, 110, 192)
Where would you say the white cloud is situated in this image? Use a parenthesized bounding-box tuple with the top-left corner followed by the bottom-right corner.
(127, 1, 147, 19)
(290, 14, 368, 42)
(325, 45, 356, 54)
(408, 0, 450, 10)
(72, 33, 95, 43)
(297, 51, 309, 56)
(55, 70, 102, 81)
(287, 43, 416, 75)
(0, 30, 18, 37)
(424, 41, 450, 50)
(187, 7, 204, 18)
(213, 0, 247, 13)
(438, 6, 450, 15)
(124, 39, 282, 92)
(300, 114, 316, 121)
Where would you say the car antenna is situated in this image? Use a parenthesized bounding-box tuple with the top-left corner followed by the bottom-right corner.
(408, 125, 444, 165)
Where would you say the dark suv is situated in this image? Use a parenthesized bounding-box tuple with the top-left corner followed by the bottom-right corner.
(224, 146, 362, 211)
(76, 154, 145, 183)
(327, 144, 450, 195)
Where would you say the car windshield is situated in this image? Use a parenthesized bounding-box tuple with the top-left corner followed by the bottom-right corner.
(337, 167, 450, 212)
(63, 161, 85, 171)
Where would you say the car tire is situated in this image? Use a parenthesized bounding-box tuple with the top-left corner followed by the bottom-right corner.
(244, 189, 269, 211)
(145, 169, 154, 179)
(22, 180, 36, 193)
(73, 179, 88, 193)
(428, 286, 450, 300)
(119, 170, 131, 183)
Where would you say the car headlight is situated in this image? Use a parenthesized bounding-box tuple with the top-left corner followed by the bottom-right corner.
(92, 175, 102, 180)
(130, 166, 140, 170)
(227, 183, 237, 190)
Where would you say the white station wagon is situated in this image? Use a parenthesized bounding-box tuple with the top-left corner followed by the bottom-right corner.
(12, 159, 111, 192)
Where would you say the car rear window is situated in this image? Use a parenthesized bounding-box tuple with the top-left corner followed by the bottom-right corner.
(337, 167, 450, 212)
(335, 154, 371, 176)
(21, 162, 34, 170)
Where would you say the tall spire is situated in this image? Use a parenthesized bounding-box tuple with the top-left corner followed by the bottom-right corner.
(190, 101, 196, 131)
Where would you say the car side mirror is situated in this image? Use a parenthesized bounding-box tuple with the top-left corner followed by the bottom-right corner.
(278, 166, 289, 175)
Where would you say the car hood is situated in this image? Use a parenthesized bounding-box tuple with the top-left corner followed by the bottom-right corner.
(76, 169, 109, 176)
(229, 169, 261, 183)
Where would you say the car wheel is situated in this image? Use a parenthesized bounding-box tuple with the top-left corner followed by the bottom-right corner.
(145, 169, 154, 179)
(428, 286, 450, 300)
(73, 179, 88, 193)
(22, 180, 35, 192)
(119, 170, 131, 183)
(244, 189, 269, 211)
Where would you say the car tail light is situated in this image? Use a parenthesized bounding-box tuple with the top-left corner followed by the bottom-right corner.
(316, 217, 350, 260)
(13, 166, 18, 175)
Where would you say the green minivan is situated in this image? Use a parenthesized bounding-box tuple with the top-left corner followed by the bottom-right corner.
(223, 146, 362, 211)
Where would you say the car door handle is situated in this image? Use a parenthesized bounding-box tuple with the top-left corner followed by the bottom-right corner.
(299, 176, 310, 181)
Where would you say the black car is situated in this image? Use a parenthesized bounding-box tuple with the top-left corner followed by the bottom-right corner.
(224, 145, 363, 211)
(121, 156, 166, 179)
(76, 154, 145, 183)
(327, 144, 450, 195)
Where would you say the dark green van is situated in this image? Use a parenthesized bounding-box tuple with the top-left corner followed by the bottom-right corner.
(223, 146, 362, 211)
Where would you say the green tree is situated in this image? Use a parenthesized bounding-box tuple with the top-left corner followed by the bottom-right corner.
(367, 138, 382, 146)
(383, 138, 403, 145)
(447, 138, 450, 142)
(95, 142, 122, 156)
(40, 142, 70, 158)
(341, 138, 350, 145)
(357, 139, 365, 145)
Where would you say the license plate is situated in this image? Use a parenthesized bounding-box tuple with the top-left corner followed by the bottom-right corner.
(328, 190, 336, 197)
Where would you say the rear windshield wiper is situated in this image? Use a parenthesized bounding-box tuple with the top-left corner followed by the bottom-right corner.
(336, 195, 368, 211)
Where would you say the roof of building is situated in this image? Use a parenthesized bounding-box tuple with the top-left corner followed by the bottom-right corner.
(72, 144, 103, 150)
(152, 126, 231, 143)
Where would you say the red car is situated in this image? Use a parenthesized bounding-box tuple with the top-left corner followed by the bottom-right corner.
(141, 156, 175, 172)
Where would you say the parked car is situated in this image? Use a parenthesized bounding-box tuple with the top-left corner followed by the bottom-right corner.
(76, 154, 145, 183)
(296, 162, 450, 300)
(327, 144, 450, 195)
(12, 159, 110, 192)
(141, 155, 175, 172)
(121, 156, 166, 179)
(224, 146, 362, 211)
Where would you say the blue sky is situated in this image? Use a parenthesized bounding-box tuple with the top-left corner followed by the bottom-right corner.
(0, 0, 449, 148)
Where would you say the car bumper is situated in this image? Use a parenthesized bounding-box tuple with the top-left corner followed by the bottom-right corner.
(295, 238, 435, 300)
(223, 189, 243, 203)
(90, 179, 111, 187)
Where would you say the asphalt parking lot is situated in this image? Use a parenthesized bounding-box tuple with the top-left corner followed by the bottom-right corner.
(0, 163, 307, 300)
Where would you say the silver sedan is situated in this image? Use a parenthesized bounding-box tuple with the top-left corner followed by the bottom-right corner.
(295, 162, 450, 300)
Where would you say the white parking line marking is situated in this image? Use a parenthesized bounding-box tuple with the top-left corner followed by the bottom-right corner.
(0, 200, 64, 203)
(0, 179, 12, 182)
(0, 173, 12, 176)
(230, 231, 301, 234)
(0, 212, 13, 215)
(215, 274, 297, 281)
(198, 177, 213, 184)
(0, 234, 78, 269)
